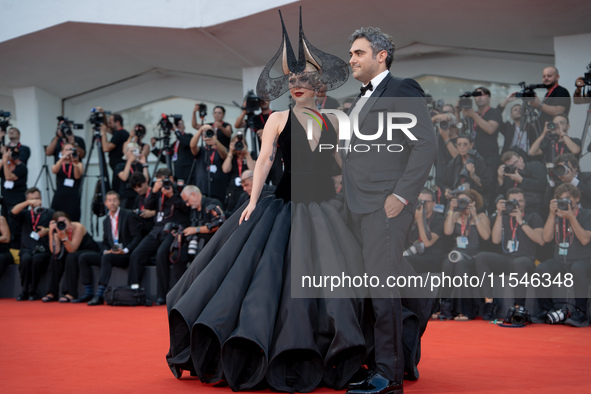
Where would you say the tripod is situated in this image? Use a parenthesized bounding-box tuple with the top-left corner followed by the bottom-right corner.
(80, 126, 110, 205)
(33, 145, 56, 204)
(520, 99, 542, 140)
(244, 112, 261, 158)
(150, 131, 174, 186)
(580, 102, 591, 157)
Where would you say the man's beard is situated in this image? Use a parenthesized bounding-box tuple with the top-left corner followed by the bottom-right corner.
(544, 82, 555, 89)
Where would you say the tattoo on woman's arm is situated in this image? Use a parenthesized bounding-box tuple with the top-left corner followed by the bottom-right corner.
(269, 135, 278, 162)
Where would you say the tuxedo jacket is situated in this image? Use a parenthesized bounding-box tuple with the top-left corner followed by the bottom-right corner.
(342, 74, 438, 214)
(101, 208, 142, 253)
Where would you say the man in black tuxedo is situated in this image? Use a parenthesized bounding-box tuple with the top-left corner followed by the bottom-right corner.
(77, 191, 142, 305)
(342, 27, 437, 394)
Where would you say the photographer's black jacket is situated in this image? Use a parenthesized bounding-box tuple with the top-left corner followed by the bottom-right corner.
(443, 153, 491, 197)
(497, 161, 547, 210)
(152, 131, 194, 182)
(11, 207, 54, 253)
(144, 189, 190, 234)
(546, 172, 591, 210)
(100, 208, 142, 253)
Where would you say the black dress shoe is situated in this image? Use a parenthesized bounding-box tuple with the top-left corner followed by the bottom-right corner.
(346, 372, 403, 394)
(72, 294, 94, 303)
(155, 297, 166, 306)
(348, 368, 373, 388)
(87, 295, 104, 306)
(17, 292, 29, 301)
(28, 294, 40, 301)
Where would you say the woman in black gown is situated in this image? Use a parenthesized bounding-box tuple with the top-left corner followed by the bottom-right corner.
(166, 10, 367, 392)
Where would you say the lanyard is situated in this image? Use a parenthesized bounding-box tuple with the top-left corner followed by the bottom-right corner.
(62, 162, 73, 179)
(460, 213, 471, 237)
(30, 210, 41, 230)
(508, 217, 519, 241)
(316, 97, 327, 109)
(237, 158, 243, 178)
(140, 188, 151, 211)
(260, 111, 272, 125)
(174, 140, 180, 155)
(209, 150, 216, 165)
(554, 142, 565, 156)
(545, 84, 558, 98)
(473, 107, 490, 131)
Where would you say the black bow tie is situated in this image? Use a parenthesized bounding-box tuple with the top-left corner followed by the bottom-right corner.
(360, 82, 374, 96)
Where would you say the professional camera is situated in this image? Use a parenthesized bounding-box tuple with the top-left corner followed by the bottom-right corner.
(205, 205, 225, 230)
(243, 90, 261, 114)
(416, 199, 426, 211)
(163, 222, 182, 234)
(234, 130, 245, 151)
(504, 164, 517, 174)
(89, 108, 111, 128)
(503, 306, 531, 326)
(459, 149, 479, 178)
(556, 198, 572, 211)
(449, 183, 470, 196)
(448, 250, 472, 263)
(546, 308, 568, 324)
(0, 110, 10, 132)
(33, 206, 46, 215)
(69, 148, 78, 159)
(9, 148, 20, 161)
(454, 197, 470, 212)
(57, 221, 67, 231)
(515, 82, 545, 98)
(553, 163, 570, 178)
(205, 128, 216, 139)
(402, 241, 425, 257)
(132, 209, 144, 216)
(161, 179, 173, 190)
(459, 91, 476, 109)
(57, 116, 83, 137)
(134, 124, 146, 139)
(198, 103, 208, 119)
(158, 114, 182, 134)
(33, 244, 46, 254)
(111, 243, 123, 252)
(503, 199, 519, 214)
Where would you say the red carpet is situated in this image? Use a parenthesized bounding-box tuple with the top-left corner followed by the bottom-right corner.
(1, 299, 589, 393)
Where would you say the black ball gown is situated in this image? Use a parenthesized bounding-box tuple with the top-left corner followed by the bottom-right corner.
(166, 110, 369, 392)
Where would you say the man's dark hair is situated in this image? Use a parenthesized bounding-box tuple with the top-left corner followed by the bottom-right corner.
(506, 187, 524, 199)
(554, 183, 581, 200)
(554, 153, 578, 171)
(419, 188, 436, 201)
(129, 172, 147, 188)
(106, 191, 120, 199)
(155, 168, 172, 179)
(214, 105, 226, 115)
(25, 187, 41, 196)
(112, 114, 124, 127)
(475, 86, 491, 97)
(456, 132, 473, 143)
(173, 118, 183, 127)
(349, 27, 395, 69)
(500, 150, 519, 164)
(52, 211, 70, 221)
(553, 113, 569, 125)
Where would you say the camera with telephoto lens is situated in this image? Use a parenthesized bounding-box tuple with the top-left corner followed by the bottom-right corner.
(546, 308, 568, 324)
(503, 199, 518, 215)
(69, 148, 78, 159)
(459, 149, 479, 178)
(403, 241, 425, 257)
(503, 306, 531, 326)
(161, 179, 173, 190)
(0, 110, 11, 133)
(553, 163, 570, 178)
(89, 108, 111, 128)
(134, 124, 146, 139)
(9, 148, 20, 160)
(515, 82, 545, 98)
(244, 90, 261, 114)
(205, 128, 216, 139)
(158, 114, 182, 135)
(205, 205, 225, 230)
(556, 198, 572, 211)
(111, 243, 123, 252)
(57, 221, 67, 231)
(57, 116, 83, 137)
(163, 222, 181, 234)
(454, 197, 470, 212)
(504, 164, 517, 174)
(448, 250, 472, 263)
(33, 206, 45, 215)
(459, 91, 476, 109)
(234, 131, 245, 151)
(198, 103, 207, 119)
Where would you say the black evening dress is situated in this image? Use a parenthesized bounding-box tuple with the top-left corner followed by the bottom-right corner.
(166, 110, 369, 392)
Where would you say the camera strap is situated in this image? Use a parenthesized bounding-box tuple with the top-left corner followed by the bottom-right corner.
(62, 162, 73, 179)
(509, 217, 519, 241)
(554, 142, 565, 156)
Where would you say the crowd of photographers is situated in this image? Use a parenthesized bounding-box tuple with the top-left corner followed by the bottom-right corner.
(1, 67, 591, 327)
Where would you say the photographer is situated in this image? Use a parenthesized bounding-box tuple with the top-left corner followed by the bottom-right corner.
(530, 66, 571, 127)
(1, 145, 27, 248)
(546, 153, 591, 209)
(460, 87, 502, 169)
(403, 188, 447, 274)
(151, 117, 194, 183)
(116, 142, 150, 209)
(574, 76, 591, 105)
(51, 142, 83, 221)
(10, 187, 54, 301)
(534, 183, 591, 327)
(180, 185, 224, 252)
(497, 99, 536, 155)
(222, 135, 256, 213)
(225, 170, 275, 218)
(474, 188, 544, 320)
(1, 127, 30, 165)
(529, 114, 581, 162)
(438, 189, 491, 321)
(77, 192, 142, 305)
(497, 151, 547, 217)
(128, 168, 190, 306)
(45, 118, 86, 163)
(443, 133, 490, 202)
(128, 172, 155, 236)
(190, 122, 229, 205)
(43, 211, 99, 303)
(100, 112, 130, 192)
(432, 105, 459, 185)
(124, 124, 150, 158)
(0, 216, 13, 291)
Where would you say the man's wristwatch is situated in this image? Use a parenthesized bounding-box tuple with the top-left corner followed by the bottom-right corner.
(61, 238, 68, 242)
(195, 227, 200, 233)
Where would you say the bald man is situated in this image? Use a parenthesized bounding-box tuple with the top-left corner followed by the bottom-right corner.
(532, 66, 571, 127)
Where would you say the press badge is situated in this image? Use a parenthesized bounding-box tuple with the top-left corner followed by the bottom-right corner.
(507, 240, 519, 253)
(434, 204, 445, 214)
(64, 178, 75, 187)
(156, 211, 164, 222)
(558, 242, 569, 256)
(172, 153, 178, 161)
(30, 231, 40, 241)
(4, 180, 14, 189)
(234, 177, 241, 187)
(456, 236, 468, 249)
(209, 164, 218, 174)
